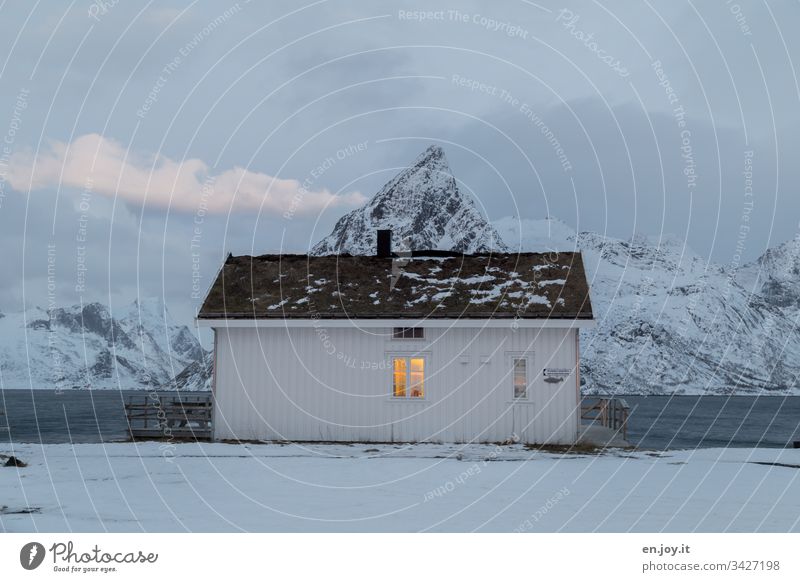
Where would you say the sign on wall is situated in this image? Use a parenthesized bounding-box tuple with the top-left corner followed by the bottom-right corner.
(542, 368, 571, 383)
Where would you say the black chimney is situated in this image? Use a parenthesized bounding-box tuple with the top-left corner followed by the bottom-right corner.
(377, 229, 392, 258)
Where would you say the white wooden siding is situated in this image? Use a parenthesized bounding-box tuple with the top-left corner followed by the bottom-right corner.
(212, 325, 579, 444)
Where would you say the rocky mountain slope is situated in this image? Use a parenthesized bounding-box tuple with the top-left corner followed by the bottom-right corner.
(311, 145, 506, 255)
(0, 299, 209, 390)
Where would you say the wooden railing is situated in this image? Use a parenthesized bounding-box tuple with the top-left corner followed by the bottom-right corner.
(124, 393, 212, 441)
(581, 397, 630, 441)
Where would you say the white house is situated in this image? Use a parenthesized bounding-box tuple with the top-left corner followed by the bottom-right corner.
(197, 232, 594, 445)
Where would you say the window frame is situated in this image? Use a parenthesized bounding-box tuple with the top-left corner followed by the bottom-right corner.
(390, 355, 427, 400)
(508, 353, 533, 401)
(392, 327, 425, 340)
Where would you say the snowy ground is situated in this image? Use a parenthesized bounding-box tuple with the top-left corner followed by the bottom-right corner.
(1, 442, 799, 532)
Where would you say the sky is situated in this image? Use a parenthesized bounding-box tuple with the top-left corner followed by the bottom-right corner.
(0, 0, 798, 325)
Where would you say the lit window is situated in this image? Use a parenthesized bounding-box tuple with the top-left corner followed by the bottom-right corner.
(393, 357, 407, 398)
(409, 358, 424, 398)
(393, 327, 424, 339)
(393, 357, 425, 398)
(513, 358, 527, 399)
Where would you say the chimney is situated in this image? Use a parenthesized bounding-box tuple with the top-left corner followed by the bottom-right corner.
(376, 229, 392, 258)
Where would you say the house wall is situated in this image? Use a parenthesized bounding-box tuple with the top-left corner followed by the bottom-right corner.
(211, 325, 580, 444)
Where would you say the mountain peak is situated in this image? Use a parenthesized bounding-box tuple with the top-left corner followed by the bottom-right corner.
(127, 296, 168, 315)
(118, 297, 176, 331)
(414, 144, 446, 163)
(736, 236, 800, 302)
(311, 145, 506, 255)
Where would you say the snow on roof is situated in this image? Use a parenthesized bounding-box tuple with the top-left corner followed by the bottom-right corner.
(198, 252, 593, 320)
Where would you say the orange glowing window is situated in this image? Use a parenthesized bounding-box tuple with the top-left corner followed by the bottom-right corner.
(392, 357, 425, 399)
(393, 358, 407, 398)
(513, 357, 528, 399)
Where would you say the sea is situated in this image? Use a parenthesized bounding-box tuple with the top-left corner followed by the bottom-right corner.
(1, 390, 799, 450)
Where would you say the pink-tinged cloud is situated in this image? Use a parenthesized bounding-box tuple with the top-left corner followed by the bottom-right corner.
(7, 133, 366, 215)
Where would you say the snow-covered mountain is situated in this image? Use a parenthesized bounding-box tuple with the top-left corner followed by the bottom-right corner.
(10, 144, 799, 396)
(493, 217, 800, 395)
(737, 237, 800, 309)
(0, 299, 209, 390)
(166, 358, 213, 392)
(311, 145, 507, 255)
(311, 146, 800, 395)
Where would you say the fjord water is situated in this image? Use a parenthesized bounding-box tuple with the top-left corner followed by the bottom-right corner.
(1, 390, 799, 449)
(0, 390, 170, 444)
(623, 395, 800, 450)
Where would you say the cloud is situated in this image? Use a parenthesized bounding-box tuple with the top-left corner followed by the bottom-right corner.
(7, 133, 366, 215)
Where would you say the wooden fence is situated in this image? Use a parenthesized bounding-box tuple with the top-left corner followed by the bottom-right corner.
(124, 393, 212, 440)
(580, 397, 630, 441)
